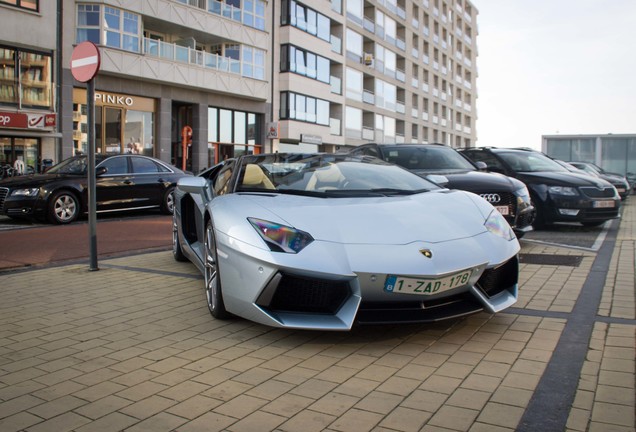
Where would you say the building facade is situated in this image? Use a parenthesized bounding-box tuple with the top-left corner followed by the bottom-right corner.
(543, 134, 636, 178)
(0, 0, 479, 174)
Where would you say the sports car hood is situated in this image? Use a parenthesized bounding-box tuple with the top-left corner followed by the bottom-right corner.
(224, 190, 494, 245)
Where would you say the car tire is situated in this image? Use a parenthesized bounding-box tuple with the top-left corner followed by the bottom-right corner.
(530, 196, 546, 230)
(160, 187, 175, 215)
(172, 211, 187, 262)
(204, 220, 230, 319)
(48, 191, 80, 224)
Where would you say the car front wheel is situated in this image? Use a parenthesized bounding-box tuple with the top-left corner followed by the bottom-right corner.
(48, 191, 80, 224)
(204, 220, 230, 319)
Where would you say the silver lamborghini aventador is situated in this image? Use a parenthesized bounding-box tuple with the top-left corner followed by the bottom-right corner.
(172, 153, 520, 330)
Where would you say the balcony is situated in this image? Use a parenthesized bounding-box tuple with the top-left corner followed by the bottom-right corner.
(331, 35, 342, 55)
(363, 17, 375, 33)
(362, 126, 375, 141)
(144, 38, 241, 75)
(411, 108, 418, 118)
(396, 101, 405, 114)
(396, 69, 405, 82)
(411, 77, 419, 88)
(422, 112, 429, 121)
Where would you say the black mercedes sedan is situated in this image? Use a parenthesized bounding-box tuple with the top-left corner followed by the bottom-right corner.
(459, 147, 621, 229)
(0, 154, 190, 224)
(344, 143, 536, 237)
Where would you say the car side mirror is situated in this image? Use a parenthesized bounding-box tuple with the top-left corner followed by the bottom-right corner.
(178, 176, 208, 193)
(96, 167, 108, 176)
(426, 174, 449, 187)
(475, 161, 487, 171)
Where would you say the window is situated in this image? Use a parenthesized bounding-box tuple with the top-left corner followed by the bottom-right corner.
(345, 106, 362, 139)
(280, 92, 329, 125)
(99, 156, 128, 175)
(0, 0, 38, 11)
(346, 0, 363, 23)
(243, 0, 266, 30)
(242, 46, 265, 79)
(282, 0, 331, 42)
(133, 156, 163, 173)
(281, 45, 330, 84)
(0, 47, 52, 109)
(76, 4, 140, 53)
(346, 29, 363, 58)
(345, 67, 363, 101)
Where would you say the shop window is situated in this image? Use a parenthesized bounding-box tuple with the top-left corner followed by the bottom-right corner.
(0, 47, 52, 109)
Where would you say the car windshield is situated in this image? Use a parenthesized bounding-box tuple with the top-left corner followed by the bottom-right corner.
(46, 156, 89, 174)
(383, 146, 476, 171)
(236, 153, 440, 196)
(498, 151, 569, 173)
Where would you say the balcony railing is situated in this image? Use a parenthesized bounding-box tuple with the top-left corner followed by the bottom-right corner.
(144, 38, 243, 76)
(330, 118, 341, 136)
(330, 35, 342, 54)
(396, 101, 405, 114)
(362, 126, 375, 140)
(411, 108, 418, 118)
(363, 90, 375, 105)
(330, 76, 342, 94)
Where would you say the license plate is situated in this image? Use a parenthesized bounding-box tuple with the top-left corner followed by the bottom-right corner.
(495, 206, 510, 216)
(385, 269, 473, 295)
(593, 200, 615, 208)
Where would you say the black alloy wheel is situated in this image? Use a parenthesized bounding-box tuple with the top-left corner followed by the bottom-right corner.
(204, 220, 229, 319)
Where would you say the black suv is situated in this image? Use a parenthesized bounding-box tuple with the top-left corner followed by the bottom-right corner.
(459, 147, 620, 228)
(345, 143, 535, 236)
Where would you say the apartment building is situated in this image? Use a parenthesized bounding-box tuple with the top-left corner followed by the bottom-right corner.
(0, 0, 478, 173)
(0, 0, 58, 173)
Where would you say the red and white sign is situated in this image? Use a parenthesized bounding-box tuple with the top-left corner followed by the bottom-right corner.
(71, 41, 101, 83)
(0, 112, 56, 129)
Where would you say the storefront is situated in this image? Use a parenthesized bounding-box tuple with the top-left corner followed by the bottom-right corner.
(72, 88, 155, 157)
(0, 111, 58, 174)
(207, 106, 262, 165)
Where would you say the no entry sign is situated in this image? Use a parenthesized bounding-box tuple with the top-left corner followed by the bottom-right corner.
(71, 41, 101, 82)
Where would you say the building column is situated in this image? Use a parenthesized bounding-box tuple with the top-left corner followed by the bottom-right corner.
(191, 103, 208, 173)
(157, 97, 172, 165)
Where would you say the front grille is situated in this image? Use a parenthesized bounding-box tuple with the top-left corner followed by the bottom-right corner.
(478, 192, 515, 213)
(356, 292, 483, 324)
(267, 274, 350, 314)
(0, 187, 8, 213)
(476, 256, 519, 297)
(579, 186, 616, 199)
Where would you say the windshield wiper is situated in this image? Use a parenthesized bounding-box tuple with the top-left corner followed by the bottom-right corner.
(368, 188, 427, 196)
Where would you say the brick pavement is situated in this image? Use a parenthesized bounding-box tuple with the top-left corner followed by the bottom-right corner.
(0, 202, 634, 431)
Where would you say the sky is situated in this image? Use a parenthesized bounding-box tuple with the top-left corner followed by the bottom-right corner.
(473, 0, 636, 149)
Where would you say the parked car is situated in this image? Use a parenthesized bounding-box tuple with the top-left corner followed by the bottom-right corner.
(343, 143, 535, 237)
(0, 154, 189, 224)
(567, 161, 630, 200)
(172, 152, 520, 330)
(459, 147, 620, 229)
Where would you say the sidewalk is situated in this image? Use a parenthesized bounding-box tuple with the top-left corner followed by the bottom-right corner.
(0, 202, 634, 431)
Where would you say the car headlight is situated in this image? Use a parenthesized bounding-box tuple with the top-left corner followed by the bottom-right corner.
(548, 186, 579, 196)
(248, 218, 314, 253)
(11, 188, 40, 197)
(514, 185, 531, 204)
(484, 209, 516, 241)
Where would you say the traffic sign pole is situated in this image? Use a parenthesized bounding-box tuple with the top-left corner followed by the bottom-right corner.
(87, 79, 98, 271)
(71, 42, 101, 271)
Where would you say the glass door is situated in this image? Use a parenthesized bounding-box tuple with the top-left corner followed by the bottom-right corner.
(104, 107, 123, 154)
(13, 138, 39, 174)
